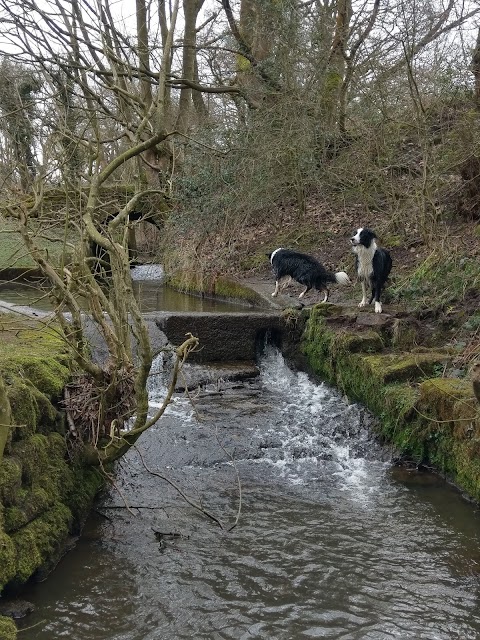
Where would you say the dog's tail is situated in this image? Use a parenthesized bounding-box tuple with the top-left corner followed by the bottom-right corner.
(334, 271, 351, 285)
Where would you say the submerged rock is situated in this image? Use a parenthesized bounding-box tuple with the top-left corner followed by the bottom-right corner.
(0, 598, 34, 619)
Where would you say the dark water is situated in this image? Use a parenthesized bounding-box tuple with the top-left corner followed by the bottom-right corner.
(16, 347, 480, 640)
(0, 264, 253, 313)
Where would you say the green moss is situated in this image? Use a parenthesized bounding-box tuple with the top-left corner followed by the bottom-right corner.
(360, 351, 451, 384)
(7, 380, 42, 437)
(335, 330, 384, 354)
(302, 314, 480, 500)
(308, 303, 347, 318)
(12, 502, 72, 585)
(0, 376, 11, 460)
(167, 270, 264, 306)
(418, 378, 475, 422)
(0, 315, 105, 592)
(4, 487, 52, 533)
(0, 531, 16, 588)
(12, 434, 50, 486)
(213, 277, 263, 305)
(0, 323, 69, 440)
(0, 615, 17, 639)
(0, 459, 22, 506)
(66, 466, 104, 529)
(391, 318, 419, 349)
(0, 339, 70, 398)
(7, 375, 65, 439)
(12, 356, 69, 398)
(381, 384, 421, 453)
(302, 316, 337, 384)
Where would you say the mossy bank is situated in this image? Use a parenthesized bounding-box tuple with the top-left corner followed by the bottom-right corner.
(295, 303, 480, 501)
(0, 316, 104, 637)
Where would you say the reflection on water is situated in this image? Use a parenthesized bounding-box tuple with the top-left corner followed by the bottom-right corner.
(0, 266, 254, 313)
(16, 347, 480, 640)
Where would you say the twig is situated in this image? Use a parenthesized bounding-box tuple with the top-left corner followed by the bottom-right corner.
(214, 424, 242, 532)
(133, 444, 227, 530)
(98, 457, 137, 517)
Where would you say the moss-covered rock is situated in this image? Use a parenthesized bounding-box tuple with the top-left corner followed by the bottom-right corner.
(0, 460, 22, 507)
(301, 311, 480, 501)
(0, 316, 104, 593)
(0, 531, 16, 587)
(0, 615, 17, 639)
(359, 351, 451, 384)
(3, 487, 52, 533)
(0, 377, 11, 460)
(335, 330, 384, 354)
(391, 317, 421, 349)
(213, 276, 265, 305)
(65, 466, 104, 528)
(11, 503, 73, 585)
(412, 378, 480, 498)
(0, 322, 69, 442)
(167, 270, 265, 306)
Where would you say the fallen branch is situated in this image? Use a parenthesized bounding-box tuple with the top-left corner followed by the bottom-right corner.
(133, 444, 227, 530)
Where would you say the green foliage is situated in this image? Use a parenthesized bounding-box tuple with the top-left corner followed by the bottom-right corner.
(462, 312, 480, 332)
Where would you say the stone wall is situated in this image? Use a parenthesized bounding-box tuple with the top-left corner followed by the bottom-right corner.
(151, 311, 282, 362)
(299, 304, 480, 501)
(0, 320, 103, 598)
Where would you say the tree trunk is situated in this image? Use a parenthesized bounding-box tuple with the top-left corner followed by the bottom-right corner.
(176, 0, 204, 134)
(473, 26, 480, 110)
(323, 0, 351, 131)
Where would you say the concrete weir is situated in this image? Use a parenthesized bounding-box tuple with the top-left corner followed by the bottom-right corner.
(144, 311, 283, 362)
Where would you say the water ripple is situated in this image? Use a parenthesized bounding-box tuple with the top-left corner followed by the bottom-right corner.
(18, 347, 480, 640)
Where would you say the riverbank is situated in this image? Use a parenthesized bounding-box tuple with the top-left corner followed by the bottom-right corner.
(0, 315, 104, 636)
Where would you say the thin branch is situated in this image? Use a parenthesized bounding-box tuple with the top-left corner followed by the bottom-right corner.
(134, 444, 227, 529)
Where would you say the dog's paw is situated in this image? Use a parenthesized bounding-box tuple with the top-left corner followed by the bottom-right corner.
(375, 302, 382, 313)
(358, 300, 367, 308)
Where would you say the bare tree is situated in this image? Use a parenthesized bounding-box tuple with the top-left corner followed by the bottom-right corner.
(0, 0, 204, 466)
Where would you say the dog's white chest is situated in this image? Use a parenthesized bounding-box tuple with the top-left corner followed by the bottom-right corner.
(354, 244, 375, 281)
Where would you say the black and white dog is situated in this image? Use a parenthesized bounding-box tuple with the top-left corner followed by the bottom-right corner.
(350, 228, 392, 313)
(268, 248, 350, 301)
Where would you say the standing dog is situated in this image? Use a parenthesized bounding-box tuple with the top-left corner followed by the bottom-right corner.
(350, 228, 392, 313)
(268, 248, 350, 301)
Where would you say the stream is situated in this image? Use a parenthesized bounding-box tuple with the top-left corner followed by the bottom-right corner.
(16, 345, 480, 640)
(3, 268, 480, 639)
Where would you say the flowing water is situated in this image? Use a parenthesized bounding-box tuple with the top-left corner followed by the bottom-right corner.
(16, 346, 480, 640)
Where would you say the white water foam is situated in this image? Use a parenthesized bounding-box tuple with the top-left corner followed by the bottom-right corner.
(146, 353, 195, 423)
(258, 345, 386, 495)
(130, 263, 164, 281)
(143, 344, 386, 495)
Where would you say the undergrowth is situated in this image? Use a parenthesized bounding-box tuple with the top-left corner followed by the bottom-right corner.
(389, 248, 480, 311)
